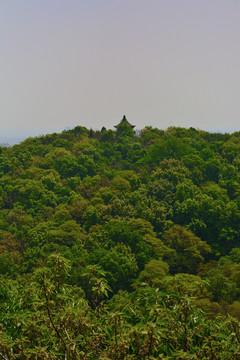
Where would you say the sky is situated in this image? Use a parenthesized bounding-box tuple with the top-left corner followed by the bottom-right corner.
(1, 0, 240, 142)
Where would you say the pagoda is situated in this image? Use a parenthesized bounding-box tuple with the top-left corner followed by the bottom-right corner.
(114, 115, 135, 137)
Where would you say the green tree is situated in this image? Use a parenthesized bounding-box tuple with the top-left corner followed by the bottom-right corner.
(162, 225, 211, 274)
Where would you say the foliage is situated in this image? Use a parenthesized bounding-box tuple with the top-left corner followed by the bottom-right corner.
(0, 123, 240, 358)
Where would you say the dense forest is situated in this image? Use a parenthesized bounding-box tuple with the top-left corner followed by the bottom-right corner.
(0, 117, 240, 359)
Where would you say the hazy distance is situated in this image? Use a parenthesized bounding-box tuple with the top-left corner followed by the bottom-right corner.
(1, 0, 240, 143)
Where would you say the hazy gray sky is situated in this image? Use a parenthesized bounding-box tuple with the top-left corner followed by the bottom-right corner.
(1, 0, 240, 139)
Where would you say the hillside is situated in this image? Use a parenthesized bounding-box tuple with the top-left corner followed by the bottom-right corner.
(0, 120, 240, 359)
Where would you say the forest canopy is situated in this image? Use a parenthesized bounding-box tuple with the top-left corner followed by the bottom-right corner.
(0, 119, 240, 359)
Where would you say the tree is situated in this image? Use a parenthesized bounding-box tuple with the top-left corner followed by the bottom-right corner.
(162, 225, 211, 274)
(137, 259, 169, 287)
(89, 244, 138, 292)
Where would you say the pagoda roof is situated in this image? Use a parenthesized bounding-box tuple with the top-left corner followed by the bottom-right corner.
(114, 115, 135, 129)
